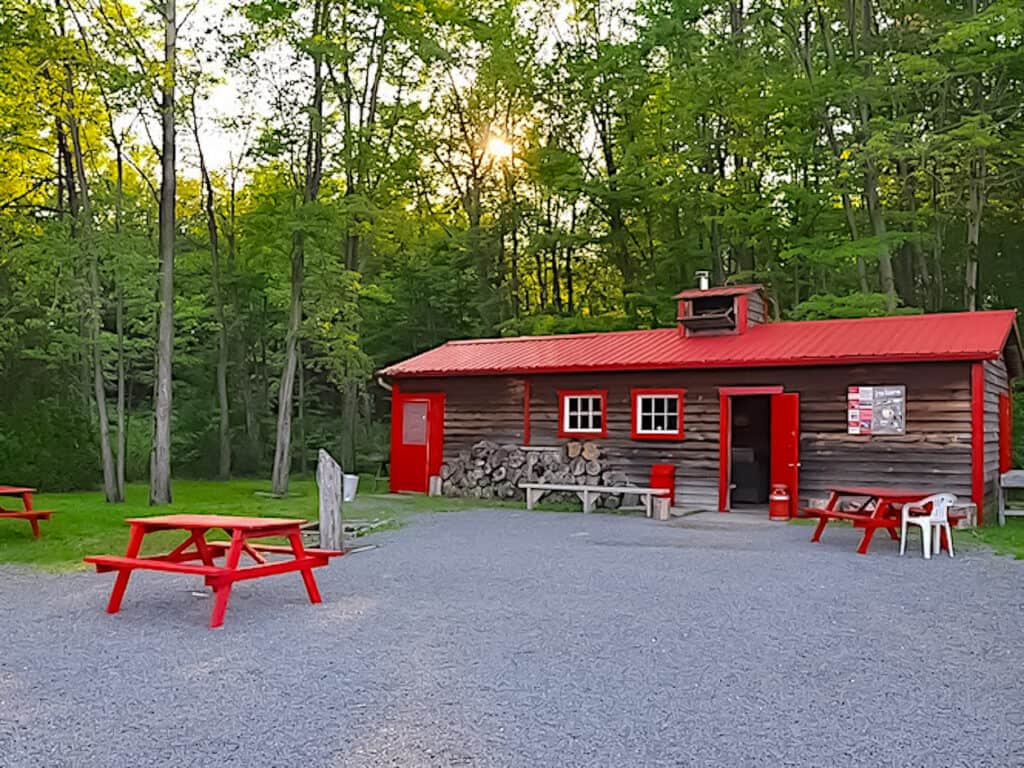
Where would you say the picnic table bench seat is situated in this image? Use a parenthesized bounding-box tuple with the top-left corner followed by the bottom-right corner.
(84, 555, 224, 578)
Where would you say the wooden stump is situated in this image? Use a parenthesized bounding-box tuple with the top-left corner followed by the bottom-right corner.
(316, 449, 343, 551)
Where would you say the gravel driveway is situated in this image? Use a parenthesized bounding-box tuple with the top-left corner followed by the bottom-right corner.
(1, 509, 1022, 767)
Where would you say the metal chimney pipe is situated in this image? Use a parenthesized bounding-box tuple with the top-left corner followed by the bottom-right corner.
(696, 270, 710, 290)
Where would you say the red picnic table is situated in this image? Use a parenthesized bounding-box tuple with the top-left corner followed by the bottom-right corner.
(85, 514, 343, 628)
(0, 485, 54, 538)
(804, 485, 945, 556)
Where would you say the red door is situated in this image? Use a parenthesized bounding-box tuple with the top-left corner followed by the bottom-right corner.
(390, 390, 445, 493)
(770, 392, 800, 517)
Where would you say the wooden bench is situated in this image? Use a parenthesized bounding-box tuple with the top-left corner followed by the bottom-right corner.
(0, 509, 54, 538)
(999, 470, 1024, 526)
(520, 483, 669, 516)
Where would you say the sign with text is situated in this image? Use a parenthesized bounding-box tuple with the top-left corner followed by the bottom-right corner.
(848, 385, 905, 435)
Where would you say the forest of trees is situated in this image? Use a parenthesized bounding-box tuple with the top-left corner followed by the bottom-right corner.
(1, 0, 1022, 497)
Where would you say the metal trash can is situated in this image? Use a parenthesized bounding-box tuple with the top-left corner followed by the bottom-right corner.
(650, 464, 677, 508)
(343, 474, 359, 502)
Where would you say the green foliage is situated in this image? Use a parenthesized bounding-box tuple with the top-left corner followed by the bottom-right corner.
(1, 0, 1023, 493)
(0, 399, 99, 492)
(789, 294, 924, 321)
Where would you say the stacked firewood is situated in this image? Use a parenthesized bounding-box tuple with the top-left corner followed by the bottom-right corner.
(439, 439, 630, 506)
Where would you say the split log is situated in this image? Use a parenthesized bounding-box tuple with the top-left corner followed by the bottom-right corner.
(585, 460, 601, 476)
(440, 462, 454, 480)
(570, 456, 586, 475)
(566, 441, 583, 459)
(492, 466, 507, 482)
(507, 449, 526, 468)
(581, 442, 600, 461)
(316, 449, 343, 551)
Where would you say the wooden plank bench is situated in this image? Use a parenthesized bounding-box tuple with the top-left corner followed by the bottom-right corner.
(519, 483, 669, 516)
(999, 470, 1024, 526)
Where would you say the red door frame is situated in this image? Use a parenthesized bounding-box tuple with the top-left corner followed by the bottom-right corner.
(971, 363, 985, 525)
(390, 384, 445, 493)
(717, 386, 792, 513)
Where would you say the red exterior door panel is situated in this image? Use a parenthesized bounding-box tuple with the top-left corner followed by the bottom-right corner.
(390, 389, 445, 493)
(770, 392, 800, 517)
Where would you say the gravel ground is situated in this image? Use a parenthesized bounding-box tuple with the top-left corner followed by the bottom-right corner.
(1, 509, 1022, 768)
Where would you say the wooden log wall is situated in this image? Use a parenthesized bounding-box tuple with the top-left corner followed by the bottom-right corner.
(983, 359, 1009, 508)
(400, 360, 983, 509)
(403, 377, 525, 455)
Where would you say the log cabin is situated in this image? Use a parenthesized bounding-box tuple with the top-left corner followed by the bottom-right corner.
(380, 285, 1022, 525)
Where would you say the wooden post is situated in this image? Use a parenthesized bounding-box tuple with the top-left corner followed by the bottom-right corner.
(316, 449, 343, 551)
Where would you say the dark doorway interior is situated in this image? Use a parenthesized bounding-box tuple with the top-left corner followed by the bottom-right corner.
(731, 395, 771, 506)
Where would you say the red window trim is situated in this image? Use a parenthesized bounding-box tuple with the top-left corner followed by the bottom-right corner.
(558, 389, 608, 438)
(718, 385, 784, 396)
(631, 388, 686, 440)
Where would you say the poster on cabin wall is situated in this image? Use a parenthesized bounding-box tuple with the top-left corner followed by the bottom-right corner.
(847, 386, 906, 435)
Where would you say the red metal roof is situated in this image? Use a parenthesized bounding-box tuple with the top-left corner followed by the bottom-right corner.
(673, 284, 763, 299)
(382, 310, 1020, 378)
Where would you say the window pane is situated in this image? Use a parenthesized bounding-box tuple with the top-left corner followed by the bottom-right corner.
(593, 413, 602, 430)
(568, 413, 579, 430)
(635, 393, 682, 434)
(402, 401, 428, 445)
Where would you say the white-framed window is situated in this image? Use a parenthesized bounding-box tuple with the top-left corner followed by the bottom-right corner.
(631, 389, 685, 439)
(559, 391, 606, 437)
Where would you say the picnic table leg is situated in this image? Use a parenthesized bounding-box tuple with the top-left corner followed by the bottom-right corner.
(287, 531, 322, 605)
(209, 531, 244, 629)
(29, 518, 40, 538)
(22, 492, 32, 511)
(810, 517, 829, 542)
(856, 527, 877, 556)
(107, 524, 145, 614)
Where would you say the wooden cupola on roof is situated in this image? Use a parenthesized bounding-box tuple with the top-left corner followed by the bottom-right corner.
(674, 276, 765, 337)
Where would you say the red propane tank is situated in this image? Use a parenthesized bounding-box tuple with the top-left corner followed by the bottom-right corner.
(769, 484, 791, 521)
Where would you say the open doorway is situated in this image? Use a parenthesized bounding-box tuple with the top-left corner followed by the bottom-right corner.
(730, 395, 771, 508)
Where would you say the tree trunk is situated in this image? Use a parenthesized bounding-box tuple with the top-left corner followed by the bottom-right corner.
(271, 234, 305, 495)
(565, 204, 575, 314)
(965, 152, 985, 311)
(191, 102, 231, 479)
(341, 379, 358, 472)
(116, 288, 126, 498)
(298, 348, 307, 476)
(65, 64, 119, 503)
(150, 0, 176, 505)
(271, 0, 326, 495)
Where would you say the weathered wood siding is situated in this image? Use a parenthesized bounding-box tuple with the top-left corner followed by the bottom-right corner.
(401, 377, 525, 454)
(397, 360, 982, 510)
(983, 359, 1010, 510)
(747, 293, 766, 326)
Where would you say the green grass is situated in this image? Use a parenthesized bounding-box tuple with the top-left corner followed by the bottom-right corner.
(968, 519, 1024, 559)
(0, 478, 504, 571)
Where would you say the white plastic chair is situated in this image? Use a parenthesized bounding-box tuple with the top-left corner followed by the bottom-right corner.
(900, 494, 957, 559)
